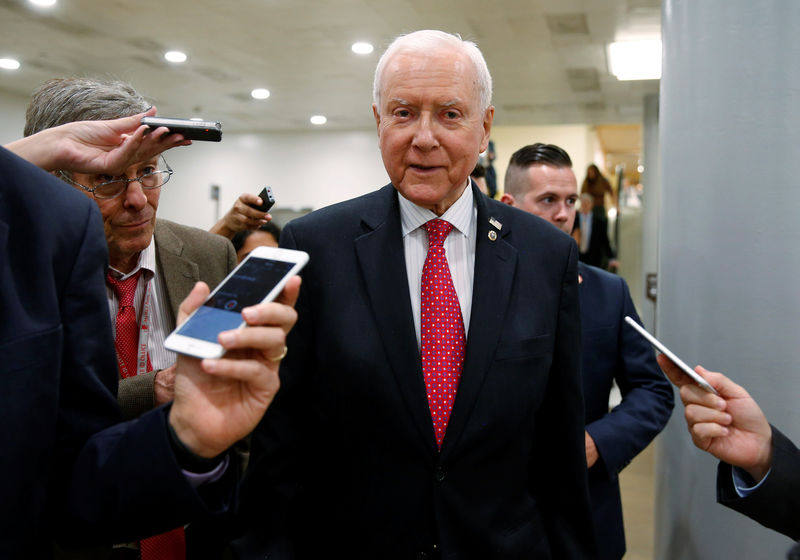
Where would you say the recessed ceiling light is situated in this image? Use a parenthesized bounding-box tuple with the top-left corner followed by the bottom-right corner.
(0, 58, 21, 70)
(607, 39, 662, 80)
(351, 42, 374, 55)
(29, 0, 56, 6)
(251, 88, 270, 100)
(310, 115, 327, 125)
(164, 51, 187, 63)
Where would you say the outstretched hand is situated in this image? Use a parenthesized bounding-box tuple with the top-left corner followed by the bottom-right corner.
(4, 106, 191, 174)
(168, 276, 301, 458)
(657, 354, 773, 481)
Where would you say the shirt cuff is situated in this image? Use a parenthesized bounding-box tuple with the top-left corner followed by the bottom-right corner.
(183, 454, 229, 489)
(732, 465, 772, 497)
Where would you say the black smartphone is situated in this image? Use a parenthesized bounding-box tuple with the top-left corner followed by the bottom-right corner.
(140, 116, 222, 142)
(251, 186, 276, 213)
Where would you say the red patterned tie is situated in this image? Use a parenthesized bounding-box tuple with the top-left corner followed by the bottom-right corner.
(107, 271, 184, 559)
(421, 219, 466, 449)
(106, 270, 150, 378)
(139, 527, 186, 560)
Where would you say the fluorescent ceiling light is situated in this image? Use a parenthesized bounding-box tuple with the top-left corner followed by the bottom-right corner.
(608, 39, 661, 80)
(251, 88, 270, 100)
(29, 0, 56, 6)
(0, 58, 20, 70)
(164, 50, 187, 63)
(351, 42, 374, 55)
(310, 115, 327, 125)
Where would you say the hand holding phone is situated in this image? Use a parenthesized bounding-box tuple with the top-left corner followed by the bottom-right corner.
(165, 246, 308, 358)
(624, 316, 719, 395)
(141, 116, 223, 142)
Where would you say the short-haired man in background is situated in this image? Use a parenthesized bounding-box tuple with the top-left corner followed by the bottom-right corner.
(502, 142, 674, 560)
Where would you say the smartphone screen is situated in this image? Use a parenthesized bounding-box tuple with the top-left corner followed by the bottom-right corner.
(175, 256, 295, 343)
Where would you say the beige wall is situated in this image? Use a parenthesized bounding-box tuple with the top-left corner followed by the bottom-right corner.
(489, 124, 600, 197)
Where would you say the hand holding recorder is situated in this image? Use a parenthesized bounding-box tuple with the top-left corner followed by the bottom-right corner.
(209, 187, 275, 240)
(5, 107, 190, 174)
(167, 255, 302, 459)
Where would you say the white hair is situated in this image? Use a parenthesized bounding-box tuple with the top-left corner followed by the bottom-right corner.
(372, 30, 493, 113)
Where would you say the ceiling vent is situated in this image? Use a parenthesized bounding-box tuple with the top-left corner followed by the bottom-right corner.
(566, 68, 600, 92)
(545, 14, 589, 36)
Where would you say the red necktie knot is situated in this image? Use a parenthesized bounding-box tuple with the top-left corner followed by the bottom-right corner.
(106, 269, 142, 308)
(424, 218, 454, 247)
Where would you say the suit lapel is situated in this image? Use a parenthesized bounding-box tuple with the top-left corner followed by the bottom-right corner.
(354, 186, 438, 450)
(153, 221, 200, 319)
(442, 188, 518, 455)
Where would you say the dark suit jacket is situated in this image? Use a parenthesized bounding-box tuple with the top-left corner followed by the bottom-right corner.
(578, 263, 674, 559)
(116, 219, 236, 419)
(240, 183, 595, 559)
(717, 426, 800, 541)
(0, 147, 235, 558)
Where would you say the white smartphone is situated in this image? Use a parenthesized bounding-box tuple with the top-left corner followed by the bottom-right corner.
(624, 316, 719, 395)
(165, 246, 308, 359)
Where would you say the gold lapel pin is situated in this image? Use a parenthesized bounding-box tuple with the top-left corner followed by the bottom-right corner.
(488, 230, 497, 241)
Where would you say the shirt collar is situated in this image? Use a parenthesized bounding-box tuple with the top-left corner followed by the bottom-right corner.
(398, 179, 475, 238)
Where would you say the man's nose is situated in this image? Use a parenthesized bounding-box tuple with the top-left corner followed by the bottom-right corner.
(121, 179, 148, 209)
(411, 113, 439, 150)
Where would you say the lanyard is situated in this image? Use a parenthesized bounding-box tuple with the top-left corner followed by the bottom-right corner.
(135, 280, 153, 377)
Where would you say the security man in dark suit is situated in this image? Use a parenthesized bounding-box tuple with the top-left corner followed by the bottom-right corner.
(502, 143, 674, 559)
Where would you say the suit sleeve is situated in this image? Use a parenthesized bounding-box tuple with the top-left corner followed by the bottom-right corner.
(585, 279, 674, 477)
(717, 426, 800, 540)
(531, 240, 597, 558)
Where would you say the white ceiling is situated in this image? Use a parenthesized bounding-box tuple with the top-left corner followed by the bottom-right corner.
(0, 0, 661, 133)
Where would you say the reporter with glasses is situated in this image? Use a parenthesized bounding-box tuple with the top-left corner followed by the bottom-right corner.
(24, 77, 239, 560)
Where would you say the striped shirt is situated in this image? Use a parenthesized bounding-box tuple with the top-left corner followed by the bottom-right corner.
(398, 180, 477, 348)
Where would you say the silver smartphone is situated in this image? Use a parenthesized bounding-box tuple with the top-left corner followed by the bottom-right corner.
(624, 316, 719, 395)
(165, 246, 308, 359)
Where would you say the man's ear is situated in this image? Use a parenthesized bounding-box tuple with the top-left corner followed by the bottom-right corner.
(499, 192, 515, 207)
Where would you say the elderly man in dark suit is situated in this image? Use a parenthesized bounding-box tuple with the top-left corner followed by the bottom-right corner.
(1, 116, 298, 558)
(502, 143, 674, 560)
(24, 78, 236, 421)
(237, 30, 595, 559)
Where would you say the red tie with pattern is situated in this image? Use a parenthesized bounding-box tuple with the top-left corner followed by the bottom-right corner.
(421, 219, 466, 449)
(106, 270, 151, 378)
(106, 271, 185, 559)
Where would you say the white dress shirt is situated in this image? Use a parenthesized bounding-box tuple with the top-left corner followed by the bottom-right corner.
(398, 181, 477, 348)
